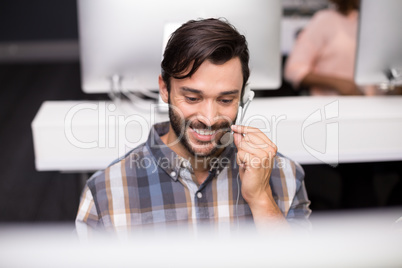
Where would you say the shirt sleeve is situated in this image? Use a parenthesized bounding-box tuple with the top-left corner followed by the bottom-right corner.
(285, 161, 312, 231)
(271, 155, 312, 231)
(284, 10, 329, 88)
(75, 185, 101, 241)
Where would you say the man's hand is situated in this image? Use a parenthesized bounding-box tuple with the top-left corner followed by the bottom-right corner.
(232, 125, 287, 228)
(232, 125, 275, 203)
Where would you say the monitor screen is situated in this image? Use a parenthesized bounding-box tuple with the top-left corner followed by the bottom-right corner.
(355, 0, 402, 86)
(77, 0, 282, 94)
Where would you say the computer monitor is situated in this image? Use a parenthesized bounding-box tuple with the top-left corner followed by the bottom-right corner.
(77, 0, 282, 94)
(355, 0, 402, 87)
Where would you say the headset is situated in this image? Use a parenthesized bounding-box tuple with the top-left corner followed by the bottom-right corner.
(236, 86, 255, 127)
(230, 86, 255, 227)
(220, 86, 255, 146)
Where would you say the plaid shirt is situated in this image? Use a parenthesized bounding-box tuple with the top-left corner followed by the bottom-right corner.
(76, 122, 311, 237)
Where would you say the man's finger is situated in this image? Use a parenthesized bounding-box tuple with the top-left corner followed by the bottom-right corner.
(234, 133, 276, 161)
(232, 126, 277, 153)
(231, 125, 275, 148)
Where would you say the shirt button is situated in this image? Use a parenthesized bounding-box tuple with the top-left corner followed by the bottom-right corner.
(197, 192, 203, 199)
(170, 171, 177, 177)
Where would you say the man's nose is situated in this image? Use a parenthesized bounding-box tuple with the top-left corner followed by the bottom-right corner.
(197, 101, 218, 127)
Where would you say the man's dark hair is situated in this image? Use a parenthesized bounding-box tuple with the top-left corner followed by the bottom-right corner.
(161, 18, 250, 96)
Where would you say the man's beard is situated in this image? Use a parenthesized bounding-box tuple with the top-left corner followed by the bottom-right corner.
(168, 102, 231, 157)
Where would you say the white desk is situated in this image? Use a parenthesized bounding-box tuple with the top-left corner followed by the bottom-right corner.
(32, 96, 402, 172)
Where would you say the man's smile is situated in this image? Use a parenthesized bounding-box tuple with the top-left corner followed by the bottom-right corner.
(189, 127, 217, 142)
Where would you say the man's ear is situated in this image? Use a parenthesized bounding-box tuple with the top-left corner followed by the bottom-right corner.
(158, 75, 169, 103)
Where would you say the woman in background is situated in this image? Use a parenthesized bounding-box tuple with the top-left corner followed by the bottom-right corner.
(284, 0, 381, 96)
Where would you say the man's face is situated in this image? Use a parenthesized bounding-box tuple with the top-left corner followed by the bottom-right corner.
(160, 57, 243, 157)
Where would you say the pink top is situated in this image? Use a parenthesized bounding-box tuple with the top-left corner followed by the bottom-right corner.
(285, 9, 377, 96)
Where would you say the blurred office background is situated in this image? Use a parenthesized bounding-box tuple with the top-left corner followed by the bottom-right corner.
(0, 0, 401, 223)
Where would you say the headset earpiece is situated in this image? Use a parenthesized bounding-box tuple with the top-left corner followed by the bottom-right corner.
(247, 90, 255, 102)
(242, 85, 251, 105)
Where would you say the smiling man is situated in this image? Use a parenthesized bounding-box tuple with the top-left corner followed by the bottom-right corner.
(76, 18, 311, 237)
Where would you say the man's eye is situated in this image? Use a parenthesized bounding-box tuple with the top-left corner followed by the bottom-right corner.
(185, 97, 199, 102)
(220, 99, 233, 104)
